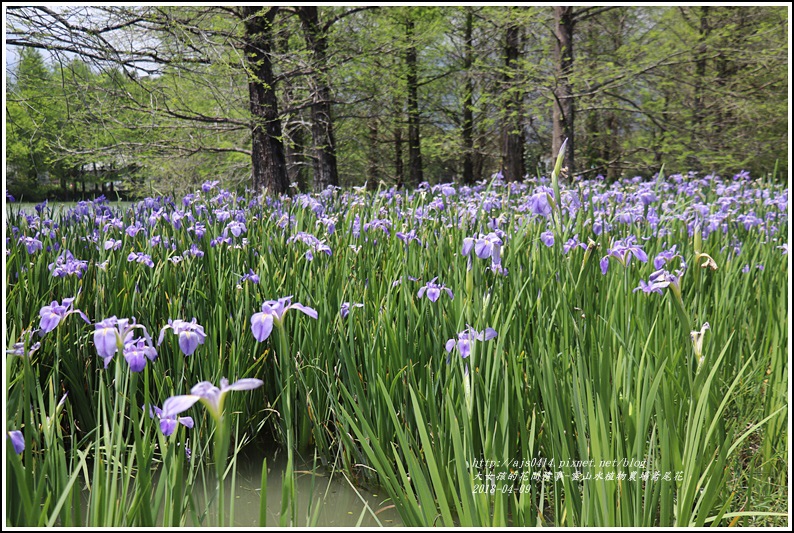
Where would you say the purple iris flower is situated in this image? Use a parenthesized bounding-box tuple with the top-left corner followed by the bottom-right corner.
(445, 326, 498, 359)
(474, 233, 503, 260)
(239, 269, 260, 284)
(209, 235, 230, 247)
(316, 216, 336, 235)
(182, 244, 204, 258)
(527, 192, 552, 218)
(161, 377, 264, 422)
(396, 229, 423, 246)
(540, 231, 555, 247)
(158, 318, 207, 356)
(340, 302, 364, 318)
(93, 316, 153, 368)
(225, 220, 247, 238)
(7, 340, 42, 357)
(127, 251, 155, 268)
(288, 232, 332, 261)
(417, 277, 454, 302)
(202, 180, 220, 192)
(126, 222, 145, 238)
(639, 191, 658, 206)
(653, 244, 680, 270)
(462, 237, 476, 257)
(38, 296, 90, 335)
(19, 236, 43, 254)
(169, 210, 185, 230)
(124, 338, 159, 372)
(633, 277, 667, 295)
(563, 235, 587, 254)
(363, 218, 392, 235)
(8, 430, 24, 454)
(104, 238, 122, 251)
(634, 268, 682, 296)
(462, 232, 506, 273)
(189, 223, 206, 238)
(147, 404, 194, 437)
(7, 329, 41, 357)
(48, 250, 88, 278)
(251, 296, 318, 342)
(600, 236, 648, 275)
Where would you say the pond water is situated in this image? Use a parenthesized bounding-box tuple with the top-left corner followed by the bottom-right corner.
(189, 446, 401, 527)
(70, 446, 401, 528)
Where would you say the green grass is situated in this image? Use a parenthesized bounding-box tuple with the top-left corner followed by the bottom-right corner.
(4, 172, 788, 526)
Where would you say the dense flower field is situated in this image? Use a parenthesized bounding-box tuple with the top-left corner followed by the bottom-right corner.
(4, 168, 788, 526)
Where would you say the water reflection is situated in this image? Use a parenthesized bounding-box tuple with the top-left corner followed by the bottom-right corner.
(177, 446, 400, 527)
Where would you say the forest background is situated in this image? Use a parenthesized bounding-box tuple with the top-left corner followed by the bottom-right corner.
(5, 5, 790, 201)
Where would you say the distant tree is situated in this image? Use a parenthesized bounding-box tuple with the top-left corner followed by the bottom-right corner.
(501, 9, 525, 182)
(6, 48, 55, 185)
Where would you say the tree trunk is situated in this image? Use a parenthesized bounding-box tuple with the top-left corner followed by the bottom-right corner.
(394, 124, 404, 189)
(242, 7, 288, 195)
(284, 121, 307, 192)
(461, 8, 475, 185)
(405, 17, 423, 188)
(367, 119, 379, 188)
(502, 16, 525, 182)
(552, 6, 575, 177)
(298, 7, 339, 191)
(605, 112, 619, 180)
(473, 130, 484, 183)
(693, 6, 710, 125)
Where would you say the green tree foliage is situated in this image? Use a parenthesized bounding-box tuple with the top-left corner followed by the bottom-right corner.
(7, 48, 57, 188)
(5, 6, 788, 198)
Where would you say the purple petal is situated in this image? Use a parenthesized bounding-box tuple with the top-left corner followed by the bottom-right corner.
(445, 339, 456, 352)
(160, 418, 178, 436)
(475, 239, 492, 259)
(74, 310, 91, 325)
(251, 311, 274, 342)
(178, 416, 194, 429)
(600, 256, 609, 275)
(157, 325, 170, 346)
(94, 326, 119, 360)
(483, 327, 498, 341)
(223, 378, 264, 392)
(8, 430, 25, 454)
(631, 248, 648, 263)
(39, 309, 61, 334)
(125, 350, 147, 372)
(462, 238, 475, 257)
(162, 395, 200, 418)
(459, 339, 471, 359)
(289, 303, 318, 320)
(179, 331, 202, 356)
(427, 287, 440, 302)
